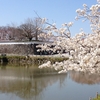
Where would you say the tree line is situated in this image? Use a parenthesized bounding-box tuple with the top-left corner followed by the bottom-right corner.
(0, 17, 52, 41)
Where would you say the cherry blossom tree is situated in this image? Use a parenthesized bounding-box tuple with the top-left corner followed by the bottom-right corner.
(37, 0, 100, 74)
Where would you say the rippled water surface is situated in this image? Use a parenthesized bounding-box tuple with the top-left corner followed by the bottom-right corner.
(0, 64, 100, 100)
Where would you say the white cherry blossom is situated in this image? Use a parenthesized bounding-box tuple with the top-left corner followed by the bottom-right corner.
(38, 0, 100, 74)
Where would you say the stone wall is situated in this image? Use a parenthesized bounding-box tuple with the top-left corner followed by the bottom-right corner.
(0, 44, 35, 55)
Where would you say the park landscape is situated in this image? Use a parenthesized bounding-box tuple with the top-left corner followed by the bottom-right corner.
(0, 0, 100, 100)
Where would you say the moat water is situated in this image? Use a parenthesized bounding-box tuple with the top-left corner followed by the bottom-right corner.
(0, 64, 100, 100)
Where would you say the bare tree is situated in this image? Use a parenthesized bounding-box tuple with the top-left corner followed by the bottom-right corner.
(15, 27, 26, 41)
(0, 26, 7, 40)
(19, 18, 45, 41)
(33, 17, 43, 41)
(7, 26, 17, 40)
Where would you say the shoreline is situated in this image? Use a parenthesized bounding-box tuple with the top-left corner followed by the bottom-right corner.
(0, 54, 68, 65)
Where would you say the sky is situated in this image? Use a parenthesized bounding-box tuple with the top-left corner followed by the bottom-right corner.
(0, 0, 97, 36)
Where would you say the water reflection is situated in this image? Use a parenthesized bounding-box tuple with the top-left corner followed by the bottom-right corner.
(0, 66, 67, 99)
(69, 71, 100, 85)
(0, 65, 100, 100)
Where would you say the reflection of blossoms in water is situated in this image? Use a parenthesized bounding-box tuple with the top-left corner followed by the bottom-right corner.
(69, 71, 100, 84)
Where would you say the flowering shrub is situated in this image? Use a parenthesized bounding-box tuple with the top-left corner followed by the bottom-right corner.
(38, 0, 100, 74)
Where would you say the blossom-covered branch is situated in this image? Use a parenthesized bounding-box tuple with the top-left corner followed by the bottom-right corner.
(37, 0, 100, 74)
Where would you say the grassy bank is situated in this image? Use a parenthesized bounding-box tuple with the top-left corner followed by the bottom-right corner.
(0, 54, 68, 66)
(93, 95, 100, 100)
(90, 92, 100, 100)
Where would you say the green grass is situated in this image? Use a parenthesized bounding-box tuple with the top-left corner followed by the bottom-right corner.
(93, 95, 100, 100)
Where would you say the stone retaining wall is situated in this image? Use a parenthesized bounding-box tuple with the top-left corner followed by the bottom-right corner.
(0, 44, 35, 55)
